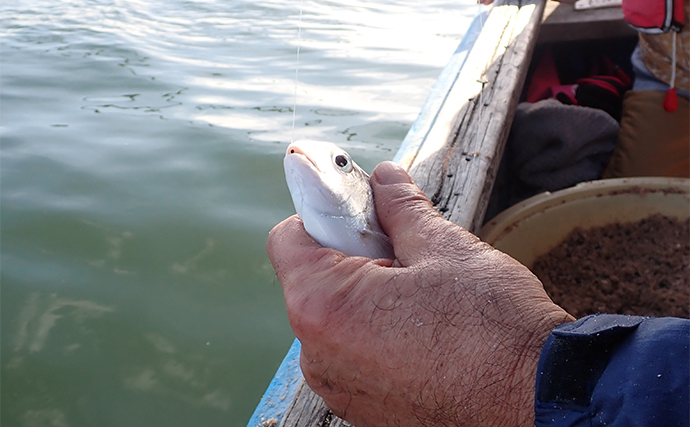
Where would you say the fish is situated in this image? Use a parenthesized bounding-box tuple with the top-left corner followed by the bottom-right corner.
(283, 140, 394, 259)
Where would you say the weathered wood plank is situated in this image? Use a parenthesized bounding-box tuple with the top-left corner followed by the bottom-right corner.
(277, 0, 545, 425)
(278, 381, 335, 427)
(406, 0, 545, 233)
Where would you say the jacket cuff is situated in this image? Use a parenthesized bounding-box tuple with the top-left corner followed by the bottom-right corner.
(535, 313, 689, 427)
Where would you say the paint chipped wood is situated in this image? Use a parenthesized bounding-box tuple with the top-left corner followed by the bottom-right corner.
(403, 0, 546, 233)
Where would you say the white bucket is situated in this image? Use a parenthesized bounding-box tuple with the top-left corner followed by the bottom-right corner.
(479, 178, 690, 268)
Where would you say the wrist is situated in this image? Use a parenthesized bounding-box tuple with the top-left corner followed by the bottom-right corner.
(500, 305, 575, 426)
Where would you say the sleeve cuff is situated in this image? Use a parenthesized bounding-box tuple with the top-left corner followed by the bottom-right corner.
(535, 314, 689, 427)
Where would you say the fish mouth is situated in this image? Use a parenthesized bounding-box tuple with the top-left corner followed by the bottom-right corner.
(284, 147, 346, 217)
(285, 142, 321, 173)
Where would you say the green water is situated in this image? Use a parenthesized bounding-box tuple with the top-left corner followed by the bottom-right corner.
(1, 1, 475, 425)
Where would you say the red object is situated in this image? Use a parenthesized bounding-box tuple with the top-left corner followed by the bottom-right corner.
(526, 48, 561, 103)
(664, 88, 679, 112)
(615, 68, 632, 87)
(622, 0, 685, 33)
(577, 77, 622, 97)
(552, 85, 578, 105)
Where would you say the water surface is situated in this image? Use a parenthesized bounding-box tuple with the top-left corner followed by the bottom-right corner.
(1, 1, 476, 425)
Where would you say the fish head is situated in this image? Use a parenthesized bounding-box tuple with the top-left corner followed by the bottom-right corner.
(283, 140, 393, 259)
(284, 140, 371, 220)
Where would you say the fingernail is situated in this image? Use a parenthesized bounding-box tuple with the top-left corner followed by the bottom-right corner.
(372, 161, 411, 185)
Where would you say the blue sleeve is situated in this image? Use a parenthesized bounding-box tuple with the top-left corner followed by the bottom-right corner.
(535, 314, 689, 427)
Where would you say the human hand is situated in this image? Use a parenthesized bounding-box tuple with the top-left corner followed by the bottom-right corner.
(267, 161, 574, 427)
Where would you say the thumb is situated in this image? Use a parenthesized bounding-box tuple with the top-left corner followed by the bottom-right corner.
(370, 161, 449, 265)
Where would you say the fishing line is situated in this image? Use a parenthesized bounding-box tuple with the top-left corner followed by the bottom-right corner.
(477, 2, 485, 29)
(477, 2, 487, 111)
(291, 0, 304, 142)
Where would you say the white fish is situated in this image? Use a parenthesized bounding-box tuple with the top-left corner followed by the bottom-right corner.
(283, 140, 394, 259)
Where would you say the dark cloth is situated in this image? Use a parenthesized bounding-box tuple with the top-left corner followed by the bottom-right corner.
(510, 99, 619, 193)
(486, 95, 622, 216)
(535, 314, 690, 427)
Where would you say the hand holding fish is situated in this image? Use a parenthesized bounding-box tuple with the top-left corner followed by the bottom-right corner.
(268, 161, 574, 427)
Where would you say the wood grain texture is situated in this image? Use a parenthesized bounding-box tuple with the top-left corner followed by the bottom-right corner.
(406, 0, 545, 233)
(278, 0, 544, 425)
(278, 381, 335, 427)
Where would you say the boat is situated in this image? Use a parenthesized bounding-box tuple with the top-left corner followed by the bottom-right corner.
(247, 1, 637, 426)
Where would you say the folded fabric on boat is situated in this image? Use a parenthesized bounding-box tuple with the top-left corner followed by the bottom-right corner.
(509, 98, 619, 192)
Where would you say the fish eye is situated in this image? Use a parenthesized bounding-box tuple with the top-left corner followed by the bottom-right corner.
(333, 153, 353, 172)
